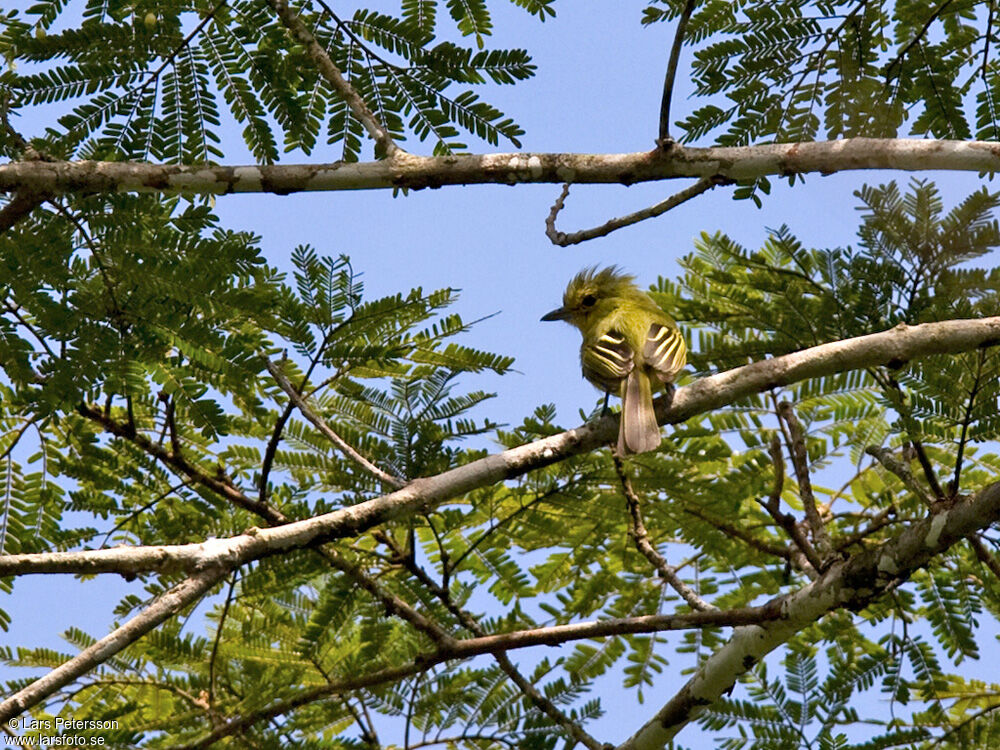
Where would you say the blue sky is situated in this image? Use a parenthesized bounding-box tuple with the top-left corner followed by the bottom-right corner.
(3, 1, 998, 746)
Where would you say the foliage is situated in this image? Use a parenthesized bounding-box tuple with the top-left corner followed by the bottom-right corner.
(2, 172, 1000, 747)
(0, 0, 538, 163)
(3, 0, 1000, 748)
(5, 0, 1000, 167)
(644, 0, 998, 145)
(644, 0, 1000, 202)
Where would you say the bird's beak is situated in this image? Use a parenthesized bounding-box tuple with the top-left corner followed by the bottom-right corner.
(541, 307, 571, 322)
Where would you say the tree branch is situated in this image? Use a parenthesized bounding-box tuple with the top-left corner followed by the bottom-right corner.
(0, 191, 47, 233)
(265, 359, 405, 488)
(321, 547, 454, 647)
(267, 0, 398, 157)
(833, 504, 901, 552)
(657, 0, 698, 146)
(77, 403, 287, 526)
(6, 317, 1000, 736)
(950, 348, 986, 496)
(682, 504, 794, 562)
(865, 445, 935, 506)
(207, 572, 237, 713)
(613, 454, 715, 611)
(969, 534, 1000, 581)
(5, 317, 1000, 582)
(379, 533, 606, 750)
(5, 139, 1000, 197)
(871, 370, 947, 500)
(776, 401, 834, 560)
(885, 0, 956, 80)
(758, 432, 821, 576)
(172, 661, 428, 749)
(544, 175, 727, 246)
(620, 478, 1000, 749)
(176, 602, 783, 747)
(0, 566, 227, 722)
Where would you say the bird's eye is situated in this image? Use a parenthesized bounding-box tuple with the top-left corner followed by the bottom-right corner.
(581, 294, 597, 307)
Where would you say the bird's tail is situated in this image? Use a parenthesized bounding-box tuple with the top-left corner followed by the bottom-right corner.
(619, 369, 660, 455)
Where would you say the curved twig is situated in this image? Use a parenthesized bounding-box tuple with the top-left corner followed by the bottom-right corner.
(545, 176, 728, 246)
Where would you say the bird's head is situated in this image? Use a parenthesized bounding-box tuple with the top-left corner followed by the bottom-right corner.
(541, 266, 637, 329)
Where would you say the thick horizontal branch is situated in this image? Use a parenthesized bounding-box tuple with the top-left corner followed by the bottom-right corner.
(1, 139, 998, 197)
(174, 604, 783, 748)
(619, 479, 1000, 750)
(0, 538, 251, 577)
(2, 317, 999, 581)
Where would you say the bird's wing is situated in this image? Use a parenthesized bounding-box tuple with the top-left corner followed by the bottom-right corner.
(642, 322, 686, 383)
(581, 330, 634, 391)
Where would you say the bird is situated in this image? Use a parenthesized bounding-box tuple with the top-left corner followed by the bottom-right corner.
(541, 266, 686, 455)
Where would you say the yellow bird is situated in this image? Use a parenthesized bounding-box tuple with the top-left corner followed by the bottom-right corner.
(541, 267, 686, 454)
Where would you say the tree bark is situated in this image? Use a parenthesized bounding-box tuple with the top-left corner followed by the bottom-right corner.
(620, 481, 1000, 750)
(1, 139, 998, 197)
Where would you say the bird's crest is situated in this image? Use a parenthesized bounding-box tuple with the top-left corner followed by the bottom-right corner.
(563, 266, 637, 308)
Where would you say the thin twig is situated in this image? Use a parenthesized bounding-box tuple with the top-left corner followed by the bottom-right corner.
(259, 329, 340, 505)
(268, 0, 398, 157)
(833, 505, 900, 552)
(758, 432, 822, 576)
(446, 476, 596, 577)
(48, 199, 125, 325)
(926, 701, 1000, 748)
(0, 418, 34, 463)
(99, 479, 193, 548)
(78, 403, 288, 526)
(545, 175, 728, 246)
(657, 0, 698, 146)
(2, 300, 57, 359)
(207, 572, 238, 713)
(984, 1, 996, 80)
(776, 401, 833, 560)
(681, 504, 793, 563)
(865, 445, 935, 507)
(321, 546, 452, 646)
(885, 0, 956, 80)
(130, 0, 229, 107)
(258, 400, 296, 504)
(873, 365, 946, 499)
(969, 534, 1000, 581)
(951, 348, 986, 497)
(265, 360, 405, 489)
(612, 454, 714, 611)
(379, 534, 607, 750)
(913, 440, 947, 500)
